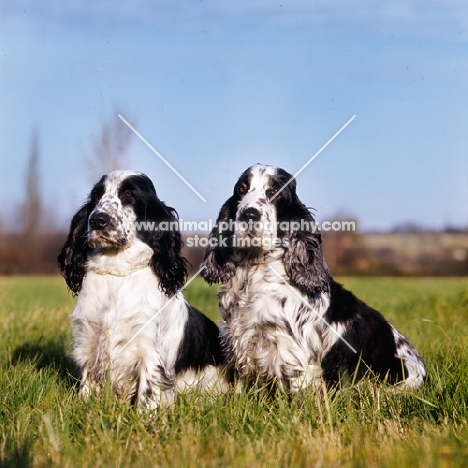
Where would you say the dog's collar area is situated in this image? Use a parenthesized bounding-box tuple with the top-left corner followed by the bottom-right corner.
(90, 260, 151, 277)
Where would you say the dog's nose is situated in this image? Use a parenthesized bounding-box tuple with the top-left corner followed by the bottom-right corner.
(238, 208, 261, 222)
(89, 212, 110, 231)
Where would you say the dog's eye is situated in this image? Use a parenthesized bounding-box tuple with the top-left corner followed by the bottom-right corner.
(237, 185, 247, 195)
(266, 188, 277, 199)
(121, 190, 135, 204)
(91, 189, 101, 201)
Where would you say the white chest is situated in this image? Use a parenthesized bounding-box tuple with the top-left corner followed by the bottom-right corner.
(218, 260, 334, 388)
(71, 268, 187, 392)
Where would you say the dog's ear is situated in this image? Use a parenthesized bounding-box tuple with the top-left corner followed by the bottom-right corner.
(202, 198, 237, 284)
(138, 200, 189, 297)
(58, 204, 91, 295)
(281, 196, 330, 298)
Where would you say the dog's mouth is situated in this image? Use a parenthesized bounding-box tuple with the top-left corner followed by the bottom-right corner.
(234, 208, 277, 245)
(235, 227, 262, 239)
(233, 228, 278, 252)
(87, 211, 130, 249)
(88, 230, 128, 249)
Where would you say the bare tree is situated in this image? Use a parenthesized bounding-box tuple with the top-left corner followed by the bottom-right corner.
(0, 127, 66, 274)
(85, 110, 134, 182)
(20, 127, 43, 238)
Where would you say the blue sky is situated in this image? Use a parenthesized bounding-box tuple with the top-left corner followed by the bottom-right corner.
(1, 0, 467, 231)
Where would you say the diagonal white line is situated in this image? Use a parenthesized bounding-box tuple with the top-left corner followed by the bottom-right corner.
(268, 266, 358, 354)
(119, 265, 206, 354)
(269, 114, 356, 202)
(118, 114, 207, 203)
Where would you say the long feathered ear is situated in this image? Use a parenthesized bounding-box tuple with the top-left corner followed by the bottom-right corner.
(202, 197, 237, 284)
(137, 200, 189, 297)
(280, 185, 330, 297)
(57, 204, 91, 295)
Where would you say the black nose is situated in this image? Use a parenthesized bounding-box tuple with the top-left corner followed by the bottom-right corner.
(89, 212, 110, 231)
(238, 207, 261, 222)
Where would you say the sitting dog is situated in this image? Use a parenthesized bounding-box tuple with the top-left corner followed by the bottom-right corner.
(58, 170, 227, 409)
(203, 164, 426, 392)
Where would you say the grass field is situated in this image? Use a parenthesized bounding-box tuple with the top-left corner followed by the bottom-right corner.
(0, 276, 467, 467)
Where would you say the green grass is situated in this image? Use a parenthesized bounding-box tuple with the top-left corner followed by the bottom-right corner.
(0, 276, 467, 467)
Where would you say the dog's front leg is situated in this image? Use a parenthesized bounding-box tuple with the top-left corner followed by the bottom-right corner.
(137, 363, 175, 410)
(78, 367, 102, 398)
(287, 364, 323, 393)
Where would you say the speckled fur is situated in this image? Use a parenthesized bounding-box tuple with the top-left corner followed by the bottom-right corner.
(204, 164, 426, 392)
(59, 171, 229, 409)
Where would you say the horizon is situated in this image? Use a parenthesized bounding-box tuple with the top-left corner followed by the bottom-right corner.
(1, 1, 467, 232)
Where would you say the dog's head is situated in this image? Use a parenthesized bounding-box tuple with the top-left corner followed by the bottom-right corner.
(58, 170, 188, 296)
(203, 164, 330, 296)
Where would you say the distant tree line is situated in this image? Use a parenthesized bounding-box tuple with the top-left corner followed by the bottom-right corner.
(1, 112, 467, 276)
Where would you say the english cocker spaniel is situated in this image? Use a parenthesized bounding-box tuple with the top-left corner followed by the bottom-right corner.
(58, 170, 228, 409)
(203, 164, 426, 392)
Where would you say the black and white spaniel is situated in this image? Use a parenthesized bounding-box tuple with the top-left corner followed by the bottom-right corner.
(203, 164, 426, 392)
(58, 170, 228, 409)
